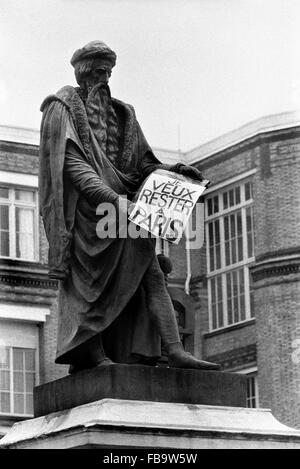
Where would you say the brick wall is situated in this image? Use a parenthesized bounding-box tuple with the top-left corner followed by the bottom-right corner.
(203, 322, 256, 359)
(40, 295, 69, 383)
(169, 129, 300, 428)
(0, 143, 38, 174)
(254, 138, 300, 257)
(0, 141, 68, 387)
(254, 278, 300, 428)
(250, 134, 300, 427)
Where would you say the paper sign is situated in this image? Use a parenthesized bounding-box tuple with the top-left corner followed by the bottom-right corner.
(129, 169, 207, 244)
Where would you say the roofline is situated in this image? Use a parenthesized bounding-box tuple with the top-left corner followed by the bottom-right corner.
(0, 124, 40, 146)
(185, 110, 300, 164)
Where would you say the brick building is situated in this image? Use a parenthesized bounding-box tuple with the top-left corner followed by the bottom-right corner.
(0, 110, 299, 436)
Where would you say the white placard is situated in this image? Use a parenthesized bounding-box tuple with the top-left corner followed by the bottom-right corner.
(129, 169, 207, 244)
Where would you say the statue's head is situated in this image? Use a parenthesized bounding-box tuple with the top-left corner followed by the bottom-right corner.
(71, 40, 117, 89)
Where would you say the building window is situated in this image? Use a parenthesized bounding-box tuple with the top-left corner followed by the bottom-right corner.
(246, 373, 259, 408)
(206, 180, 254, 331)
(236, 367, 259, 408)
(0, 187, 38, 261)
(0, 347, 36, 416)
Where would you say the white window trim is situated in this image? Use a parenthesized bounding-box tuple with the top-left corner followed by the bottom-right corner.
(239, 366, 259, 408)
(0, 303, 50, 323)
(204, 169, 256, 196)
(0, 315, 40, 417)
(0, 175, 39, 262)
(205, 178, 254, 330)
(0, 171, 38, 188)
(0, 346, 38, 417)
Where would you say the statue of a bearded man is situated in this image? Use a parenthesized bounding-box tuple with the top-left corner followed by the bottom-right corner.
(39, 40, 220, 373)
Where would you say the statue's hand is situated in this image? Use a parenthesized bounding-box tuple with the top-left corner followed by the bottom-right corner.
(173, 163, 206, 183)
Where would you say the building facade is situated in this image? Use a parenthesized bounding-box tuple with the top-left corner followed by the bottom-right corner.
(168, 111, 300, 429)
(0, 126, 68, 437)
(0, 110, 299, 436)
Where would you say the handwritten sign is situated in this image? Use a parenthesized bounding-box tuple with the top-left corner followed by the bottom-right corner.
(129, 169, 207, 244)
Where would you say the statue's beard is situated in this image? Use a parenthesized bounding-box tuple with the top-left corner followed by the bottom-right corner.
(85, 82, 120, 164)
(85, 81, 110, 97)
(85, 83, 111, 128)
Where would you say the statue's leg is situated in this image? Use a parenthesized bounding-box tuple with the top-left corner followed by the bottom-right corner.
(68, 333, 113, 374)
(143, 255, 221, 370)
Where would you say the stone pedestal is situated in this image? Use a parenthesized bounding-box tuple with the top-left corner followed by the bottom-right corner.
(2, 399, 300, 449)
(33, 364, 246, 417)
(2, 365, 300, 449)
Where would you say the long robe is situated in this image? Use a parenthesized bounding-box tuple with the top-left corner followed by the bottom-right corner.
(39, 85, 169, 364)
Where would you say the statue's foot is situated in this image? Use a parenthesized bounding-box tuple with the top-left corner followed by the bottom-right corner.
(166, 343, 221, 370)
(168, 351, 220, 370)
(96, 357, 114, 367)
(69, 357, 114, 374)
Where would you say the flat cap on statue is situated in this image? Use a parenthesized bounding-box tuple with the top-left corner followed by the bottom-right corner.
(70, 40, 117, 67)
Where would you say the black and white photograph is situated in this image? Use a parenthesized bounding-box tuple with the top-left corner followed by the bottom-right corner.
(0, 0, 299, 453)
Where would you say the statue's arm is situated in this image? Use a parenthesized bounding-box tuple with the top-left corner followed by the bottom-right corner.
(64, 140, 119, 206)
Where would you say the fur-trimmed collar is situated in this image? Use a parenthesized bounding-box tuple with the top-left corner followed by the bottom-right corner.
(40, 85, 137, 171)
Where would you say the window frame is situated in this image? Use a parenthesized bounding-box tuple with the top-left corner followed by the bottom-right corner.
(0, 346, 38, 417)
(0, 185, 39, 262)
(238, 367, 259, 408)
(205, 179, 255, 331)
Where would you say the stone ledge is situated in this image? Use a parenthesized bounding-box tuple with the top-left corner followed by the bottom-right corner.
(2, 399, 300, 449)
(33, 364, 246, 417)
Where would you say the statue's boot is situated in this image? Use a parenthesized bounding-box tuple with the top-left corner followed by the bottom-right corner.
(68, 333, 114, 374)
(167, 342, 221, 370)
(142, 257, 220, 370)
(69, 357, 114, 374)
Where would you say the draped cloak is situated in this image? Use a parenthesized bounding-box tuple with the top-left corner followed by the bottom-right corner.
(39, 85, 167, 364)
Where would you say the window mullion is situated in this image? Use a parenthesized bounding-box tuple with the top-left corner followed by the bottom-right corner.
(255, 375, 259, 407)
(241, 181, 245, 204)
(230, 271, 234, 324)
(219, 216, 225, 269)
(9, 189, 15, 258)
(9, 348, 13, 414)
(35, 347, 39, 386)
(207, 278, 212, 331)
(31, 202, 38, 262)
(222, 273, 227, 327)
(244, 266, 251, 320)
(212, 221, 216, 271)
(35, 200, 39, 261)
(237, 268, 241, 322)
(22, 350, 25, 414)
(205, 222, 210, 273)
(241, 206, 248, 261)
(219, 217, 227, 326)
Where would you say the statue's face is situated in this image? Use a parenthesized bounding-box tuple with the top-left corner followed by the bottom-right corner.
(87, 65, 112, 87)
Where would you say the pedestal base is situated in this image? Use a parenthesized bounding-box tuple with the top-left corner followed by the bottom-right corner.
(2, 399, 300, 449)
(33, 364, 246, 417)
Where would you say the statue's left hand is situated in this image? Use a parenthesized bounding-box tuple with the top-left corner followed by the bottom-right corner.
(173, 164, 206, 183)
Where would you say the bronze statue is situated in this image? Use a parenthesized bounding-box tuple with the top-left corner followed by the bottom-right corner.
(39, 40, 220, 373)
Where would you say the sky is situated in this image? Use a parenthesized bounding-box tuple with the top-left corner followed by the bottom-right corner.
(0, 0, 300, 151)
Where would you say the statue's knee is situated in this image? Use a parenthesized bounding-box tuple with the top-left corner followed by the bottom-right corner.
(150, 268, 165, 288)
